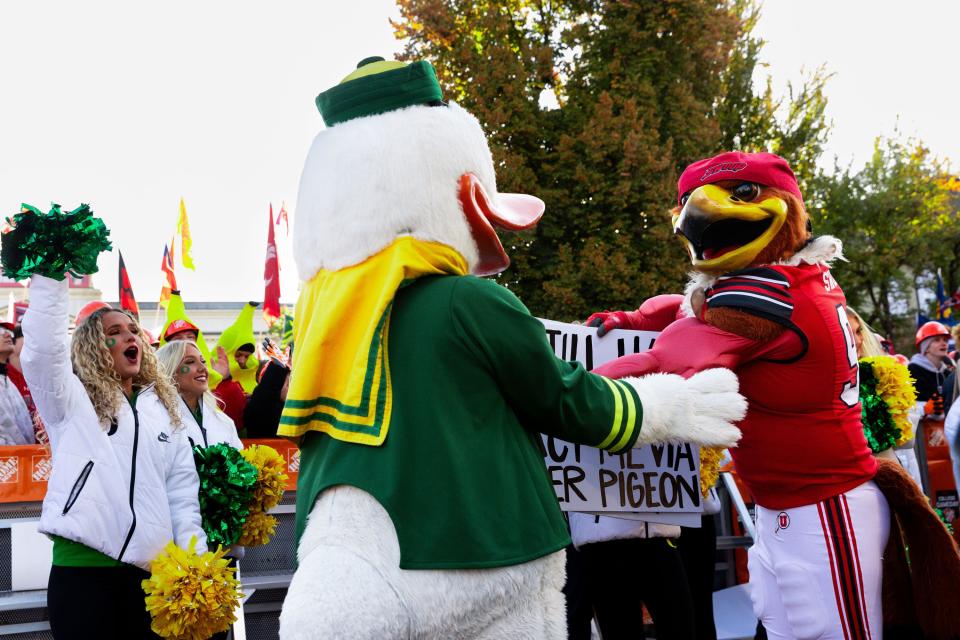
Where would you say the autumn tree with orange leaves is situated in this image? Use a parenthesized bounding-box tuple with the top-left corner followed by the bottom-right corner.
(392, 0, 830, 320)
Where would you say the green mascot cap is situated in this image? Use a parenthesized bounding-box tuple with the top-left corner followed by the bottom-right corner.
(315, 56, 444, 127)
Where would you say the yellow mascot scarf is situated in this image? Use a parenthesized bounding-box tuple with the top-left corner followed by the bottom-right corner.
(278, 237, 467, 445)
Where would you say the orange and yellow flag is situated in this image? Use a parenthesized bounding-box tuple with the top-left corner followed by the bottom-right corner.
(159, 244, 178, 308)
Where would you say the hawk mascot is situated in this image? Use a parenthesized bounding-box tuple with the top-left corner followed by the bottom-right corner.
(589, 151, 960, 640)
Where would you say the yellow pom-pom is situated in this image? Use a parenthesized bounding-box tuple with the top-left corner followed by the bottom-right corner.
(142, 537, 241, 640)
(698, 446, 724, 497)
(240, 444, 289, 511)
(237, 511, 277, 547)
(863, 356, 917, 446)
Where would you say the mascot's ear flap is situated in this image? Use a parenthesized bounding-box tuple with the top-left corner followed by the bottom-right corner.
(458, 173, 544, 277)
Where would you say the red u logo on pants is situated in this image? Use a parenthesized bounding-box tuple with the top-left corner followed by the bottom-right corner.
(776, 512, 790, 533)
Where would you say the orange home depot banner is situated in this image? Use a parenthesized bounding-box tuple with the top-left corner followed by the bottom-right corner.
(0, 445, 52, 503)
(243, 438, 300, 491)
(0, 439, 300, 504)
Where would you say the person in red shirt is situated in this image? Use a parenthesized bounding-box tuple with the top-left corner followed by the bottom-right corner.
(209, 346, 247, 434)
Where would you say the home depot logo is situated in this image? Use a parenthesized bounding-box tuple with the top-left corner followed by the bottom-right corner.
(0, 457, 18, 484)
(287, 449, 300, 474)
(32, 456, 52, 483)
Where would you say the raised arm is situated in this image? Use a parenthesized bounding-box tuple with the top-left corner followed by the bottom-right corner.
(20, 276, 85, 431)
(452, 278, 743, 450)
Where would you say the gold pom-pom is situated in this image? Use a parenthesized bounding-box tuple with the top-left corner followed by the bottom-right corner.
(142, 537, 241, 640)
(863, 355, 917, 446)
(698, 446, 724, 497)
(237, 511, 277, 547)
(240, 444, 288, 511)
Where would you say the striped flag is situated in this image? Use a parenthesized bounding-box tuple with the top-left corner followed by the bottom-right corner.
(159, 244, 178, 308)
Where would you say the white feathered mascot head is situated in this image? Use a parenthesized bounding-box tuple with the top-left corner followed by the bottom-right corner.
(293, 56, 543, 281)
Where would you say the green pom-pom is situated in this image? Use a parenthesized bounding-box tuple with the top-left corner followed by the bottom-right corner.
(1, 203, 112, 281)
(860, 360, 902, 453)
(193, 443, 259, 547)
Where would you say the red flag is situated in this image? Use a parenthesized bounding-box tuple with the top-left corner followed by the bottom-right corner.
(12, 301, 27, 324)
(159, 244, 178, 308)
(118, 251, 140, 318)
(276, 201, 289, 236)
(263, 205, 281, 325)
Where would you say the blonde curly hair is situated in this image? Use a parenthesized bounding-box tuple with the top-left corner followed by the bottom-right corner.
(71, 308, 182, 429)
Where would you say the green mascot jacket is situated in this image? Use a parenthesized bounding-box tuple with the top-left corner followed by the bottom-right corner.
(294, 275, 643, 570)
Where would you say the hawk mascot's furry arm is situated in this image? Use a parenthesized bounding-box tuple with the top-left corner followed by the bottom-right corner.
(588, 152, 960, 640)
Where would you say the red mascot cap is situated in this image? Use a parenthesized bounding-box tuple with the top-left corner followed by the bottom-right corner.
(677, 151, 803, 207)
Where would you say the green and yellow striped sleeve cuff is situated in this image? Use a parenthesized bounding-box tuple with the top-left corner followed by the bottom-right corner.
(595, 378, 642, 453)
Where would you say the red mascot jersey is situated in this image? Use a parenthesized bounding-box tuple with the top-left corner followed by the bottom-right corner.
(595, 262, 877, 509)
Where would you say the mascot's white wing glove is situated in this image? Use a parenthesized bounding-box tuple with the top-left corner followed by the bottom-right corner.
(622, 368, 745, 448)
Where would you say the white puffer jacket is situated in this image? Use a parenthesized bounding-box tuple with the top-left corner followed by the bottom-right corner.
(21, 276, 207, 570)
(179, 397, 243, 450)
(179, 397, 246, 558)
(0, 373, 33, 444)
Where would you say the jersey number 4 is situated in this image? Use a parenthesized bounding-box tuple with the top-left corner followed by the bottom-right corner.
(835, 305, 860, 408)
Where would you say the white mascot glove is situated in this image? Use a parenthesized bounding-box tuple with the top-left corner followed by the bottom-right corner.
(622, 368, 746, 448)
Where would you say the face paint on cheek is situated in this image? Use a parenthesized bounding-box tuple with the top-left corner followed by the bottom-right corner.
(106, 338, 116, 348)
(179, 365, 191, 374)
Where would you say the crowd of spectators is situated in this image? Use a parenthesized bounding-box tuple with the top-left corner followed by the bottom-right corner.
(0, 304, 292, 448)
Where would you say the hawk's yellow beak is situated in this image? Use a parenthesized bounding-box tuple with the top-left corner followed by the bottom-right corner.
(672, 184, 788, 274)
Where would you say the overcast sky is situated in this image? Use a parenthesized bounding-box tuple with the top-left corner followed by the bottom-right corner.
(1, 1, 956, 305)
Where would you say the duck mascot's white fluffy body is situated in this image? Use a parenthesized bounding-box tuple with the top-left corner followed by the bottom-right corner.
(277, 57, 746, 640)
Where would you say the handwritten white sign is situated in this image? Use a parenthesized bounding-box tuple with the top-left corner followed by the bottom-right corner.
(538, 319, 702, 515)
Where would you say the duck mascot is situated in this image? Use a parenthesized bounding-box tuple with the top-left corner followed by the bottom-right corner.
(275, 57, 747, 639)
(588, 151, 960, 640)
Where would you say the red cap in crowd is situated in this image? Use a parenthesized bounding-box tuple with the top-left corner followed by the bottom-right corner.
(75, 301, 112, 326)
(915, 321, 950, 348)
(677, 151, 803, 206)
(164, 319, 200, 340)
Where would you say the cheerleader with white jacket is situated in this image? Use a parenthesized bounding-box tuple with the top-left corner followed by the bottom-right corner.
(156, 340, 243, 451)
(21, 275, 207, 639)
(156, 339, 245, 640)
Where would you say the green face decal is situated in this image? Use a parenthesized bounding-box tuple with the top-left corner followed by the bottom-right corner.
(179, 365, 191, 374)
(105, 338, 116, 348)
